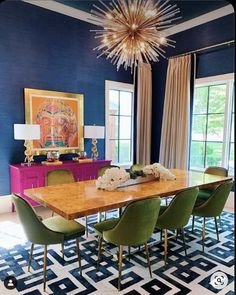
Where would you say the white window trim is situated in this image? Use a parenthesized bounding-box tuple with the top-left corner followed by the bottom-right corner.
(192, 73, 234, 174)
(195, 73, 234, 86)
(105, 80, 134, 167)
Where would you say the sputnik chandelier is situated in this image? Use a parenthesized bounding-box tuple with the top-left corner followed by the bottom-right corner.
(91, 0, 181, 71)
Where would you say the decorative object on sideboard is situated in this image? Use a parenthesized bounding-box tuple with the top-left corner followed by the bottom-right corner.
(72, 151, 88, 162)
(46, 151, 60, 162)
(14, 124, 40, 166)
(96, 167, 130, 191)
(84, 125, 105, 160)
(90, 0, 181, 72)
(78, 151, 87, 159)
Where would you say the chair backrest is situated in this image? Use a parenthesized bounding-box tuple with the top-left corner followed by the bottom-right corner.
(130, 164, 144, 172)
(103, 197, 161, 246)
(12, 194, 63, 245)
(204, 166, 228, 177)
(46, 169, 75, 186)
(194, 180, 233, 217)
(97, 165, 120, 178)
(157, 187, 199, 229)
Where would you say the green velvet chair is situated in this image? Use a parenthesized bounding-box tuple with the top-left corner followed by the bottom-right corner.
(46, 169, 75, 186)
(97, 165, 120, 220)
(155, 187, 199, 266)
(97, 165, 120, 177)
(192, 180, 233, 252)
(94, 197, 161, 291)
(46, 169, 89, 237)
(197, 166, 228, 201)
(130, 163, 144, 172)
(12, 194, 85, 291)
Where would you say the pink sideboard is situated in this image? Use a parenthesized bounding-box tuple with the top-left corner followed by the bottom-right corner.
(10, 160, 111, 209)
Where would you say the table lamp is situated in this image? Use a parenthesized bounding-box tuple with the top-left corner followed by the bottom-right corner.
(14, 124, 40, 166)
(84, 125, 105, 160)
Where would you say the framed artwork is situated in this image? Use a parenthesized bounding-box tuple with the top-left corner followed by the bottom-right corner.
(24, 88, 84, 155)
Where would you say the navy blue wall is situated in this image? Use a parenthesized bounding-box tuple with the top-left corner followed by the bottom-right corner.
(151, 14, 235, 163)
(0, 1, 132, 195)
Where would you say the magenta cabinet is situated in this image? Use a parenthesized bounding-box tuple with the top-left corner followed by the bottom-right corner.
(10, 160, 111, 209)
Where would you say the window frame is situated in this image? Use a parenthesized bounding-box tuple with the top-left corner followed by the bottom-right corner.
(105, 80, 134, 167)
(190, 73, 234, 175)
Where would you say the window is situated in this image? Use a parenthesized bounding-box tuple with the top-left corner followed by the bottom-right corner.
(105, 80, 134, 166)
(190, 74, 234, 175)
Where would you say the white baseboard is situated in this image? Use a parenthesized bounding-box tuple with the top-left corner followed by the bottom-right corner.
(224, 191, 234, 212)
(0, 195, 12, 214)
(0, 191, 234, 214)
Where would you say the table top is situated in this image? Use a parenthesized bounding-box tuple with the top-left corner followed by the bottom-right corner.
(24, 169, 232, 220)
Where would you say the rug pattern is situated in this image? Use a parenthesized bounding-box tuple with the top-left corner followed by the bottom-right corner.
(0, 211, 234, 294)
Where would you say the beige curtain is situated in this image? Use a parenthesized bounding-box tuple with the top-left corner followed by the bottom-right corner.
(159, 55, 191, 169)
(136, 63, 152, 165)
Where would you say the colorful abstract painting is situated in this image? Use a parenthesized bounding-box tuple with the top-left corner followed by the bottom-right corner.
(24, 88, 84, 154)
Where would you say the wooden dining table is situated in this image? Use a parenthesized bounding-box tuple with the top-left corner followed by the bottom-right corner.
(24, 169, 232, 220)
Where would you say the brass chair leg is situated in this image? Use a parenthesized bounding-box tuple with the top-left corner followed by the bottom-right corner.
(61, 243, 64, 259)
(76, 238, 82, 276)
(97, 237, 103, 270)
(192, 216, 195, 233)
(181, 227, 187, 256)
(104, 211, 107, 220)
(165, 198, 168, 206)
(214, 217, 219, 241)
(85, 216, 88, 238)
(28, 243, 34, 272)
(118, 208, 122, 217)
(118, 245, 123, 291)
(202, 217, 206, 253)
(51, 211, 54, 217)
(43, 245, 47, 292)
(144, 242, 152, 278)
(175, 229, 178, 240)
(128, 246, 131, 261)
(164, 229, 168, 267)
(98, 212, 101, 222)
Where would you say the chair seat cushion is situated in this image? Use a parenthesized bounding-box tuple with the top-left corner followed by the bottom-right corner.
(94, 218, 119, 236)
(43, 216, 85, 240)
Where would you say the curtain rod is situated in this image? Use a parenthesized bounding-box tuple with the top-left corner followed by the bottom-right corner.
(168, 40, 235, 59)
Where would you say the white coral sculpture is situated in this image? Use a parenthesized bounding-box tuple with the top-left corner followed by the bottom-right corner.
(96, 167, 130, 191)
(142, 163, 176, 180)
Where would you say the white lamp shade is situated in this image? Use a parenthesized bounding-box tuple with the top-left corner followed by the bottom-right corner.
(14, 124, 40, 140)
(84, 125, 105, 139)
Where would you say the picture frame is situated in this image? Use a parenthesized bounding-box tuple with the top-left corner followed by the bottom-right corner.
(24, 88, 84, 155)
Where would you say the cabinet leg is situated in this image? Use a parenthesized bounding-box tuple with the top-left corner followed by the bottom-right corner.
(12, 202, 15, 212)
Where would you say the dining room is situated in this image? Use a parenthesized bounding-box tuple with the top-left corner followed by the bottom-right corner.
(0, 0, 235, 294)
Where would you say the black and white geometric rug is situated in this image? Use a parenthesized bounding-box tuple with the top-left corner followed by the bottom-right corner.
(0, 211, 234, 294)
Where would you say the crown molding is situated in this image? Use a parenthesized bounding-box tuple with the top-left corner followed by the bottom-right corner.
(22, 0, 99, 25)
(165, 4, 234, 36)
(22, 1, 234, 34)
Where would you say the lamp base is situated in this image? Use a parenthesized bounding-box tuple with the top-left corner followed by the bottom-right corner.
(91, 138, 99, 161)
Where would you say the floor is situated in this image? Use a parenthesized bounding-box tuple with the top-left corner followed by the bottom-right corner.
(0, 200, 234, 295)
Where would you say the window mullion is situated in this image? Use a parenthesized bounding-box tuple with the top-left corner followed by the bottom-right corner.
(222, 80, 232, 168)
(204, 86, 210, 168)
